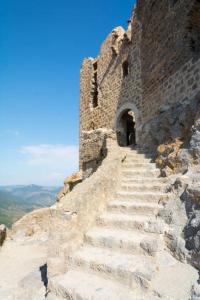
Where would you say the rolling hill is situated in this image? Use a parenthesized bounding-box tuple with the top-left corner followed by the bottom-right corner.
(0, 185, 60, 228)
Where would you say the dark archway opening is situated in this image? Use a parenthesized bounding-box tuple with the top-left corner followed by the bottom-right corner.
(117, 110, 136, 147)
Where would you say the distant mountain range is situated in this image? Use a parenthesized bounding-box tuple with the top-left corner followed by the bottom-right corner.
(0, 185, 60, 228)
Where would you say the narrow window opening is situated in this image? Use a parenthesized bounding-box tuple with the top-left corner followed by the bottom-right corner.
(92, 61, 98, 108)
(93, 61, 98, 71)
(188, 3, 200, 55)
(190, 32, 200, 54)
(122, 61, 129, 78)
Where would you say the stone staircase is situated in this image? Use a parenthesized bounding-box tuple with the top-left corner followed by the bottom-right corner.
(48, 149, 169, 300)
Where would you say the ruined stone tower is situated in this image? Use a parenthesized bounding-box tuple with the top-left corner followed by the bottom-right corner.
(80, 0, 200, 177)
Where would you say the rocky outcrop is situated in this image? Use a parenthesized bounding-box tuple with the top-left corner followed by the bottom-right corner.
(158, 176, 190, 263)
(8, 207, 52, 248)
(139, 95, 200, 177)
(157, 168, 200, 273)
(57, 171, 82, 202)
(182, 180, 200, 269)
(189, 107, 200, 162)
(140, 96, 199, 151)
(155, 138, 188, 176)
(114, 102, 200, 280)
(0, 224, 6, 246)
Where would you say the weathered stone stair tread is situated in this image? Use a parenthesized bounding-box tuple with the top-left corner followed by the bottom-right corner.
(50, 270, 142, 300)
(46, 293, 64, 300)
(99, 212, 157, 223)
(69, 246, 155, 288)
(122, 168, 159, 173)
(122, 171, 160, 178)
(121, 177, 167, 183)
(121, 152, 153, 158)
(86, 227, 158, 239)
(98, 213, 165, 233)
(122, 161, 156, 165)
(85, 227, 159, 254)
(123, 157, 152, 161)
(117, 191, 166, 196)
(116, 191, 168, 202)
(122, 163, 157, 168)
(122, 168, 158, 173)
(108, 200, 161, 213)
(121, 183, 165, 189)
(120, 186, 165, 193)
(71, 245, 154, 265)
(122, 159, 154, 163)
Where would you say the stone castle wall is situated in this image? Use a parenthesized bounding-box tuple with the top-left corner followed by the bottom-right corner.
(139, 0, 200, 122)
(80, 0, 200, 175)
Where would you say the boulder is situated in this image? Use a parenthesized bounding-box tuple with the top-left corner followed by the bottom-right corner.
(181, 183, 200, 268)
(57, 171, 82, 201)
(155, 138, 188, 176)
(190, 109, 200, 161)
(0, 224, 6, 246)
(139, 97, 200, 176)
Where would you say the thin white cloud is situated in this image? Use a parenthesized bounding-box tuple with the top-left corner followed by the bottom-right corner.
(18, 144, 79, 185)
(20, 144, 78, 166)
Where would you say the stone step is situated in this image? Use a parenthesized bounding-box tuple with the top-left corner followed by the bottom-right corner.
(108, 200, 161, 215)
(123, 156, 154, 162)
(122, 169, 160, 177)
(49, 270, 144, 300)
(97, 213, 166, 234)
(121, 177, 167, 184)
(121, 150, 153, 158)
(120, 183, 166, 192)
(46, 293, 64, 300)
(69, 246, 156, 291)
(116, 191, 169, 203)
(122, 162, 157, 169)
(122, 167, 158, 173)
(85, 227, 162, 256)
(123, 158, 153, 164)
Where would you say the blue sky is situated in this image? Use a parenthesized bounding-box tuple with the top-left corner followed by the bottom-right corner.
(0, 0, 135, 186)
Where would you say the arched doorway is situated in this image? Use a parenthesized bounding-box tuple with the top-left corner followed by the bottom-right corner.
(116, 109, 136, 147)
(114, 102, 141, 147)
